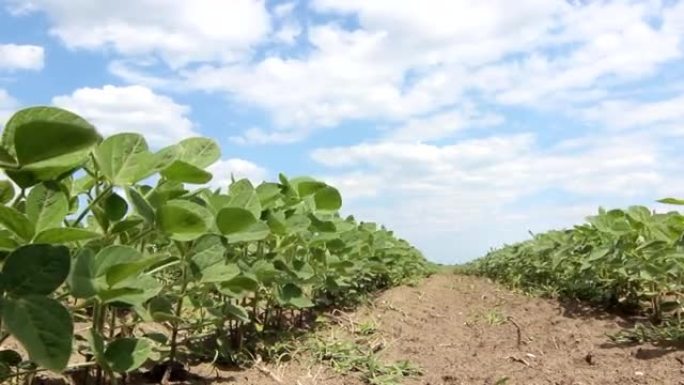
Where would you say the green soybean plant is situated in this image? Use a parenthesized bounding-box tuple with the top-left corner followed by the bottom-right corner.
(466, 203, 684, 343)
(0, 106, 430, 384)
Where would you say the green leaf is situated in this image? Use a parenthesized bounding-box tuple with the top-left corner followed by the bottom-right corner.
(658, 197, 684, 205)
(158, 200, 212, 241)
(126, 187, 155, 224)
(160, 161, 213, 184)
(33, 227, 101, 243)
(0, 350, 22, 367)
(0, 205, 33, 241)
(1, 296, 73, 372)
(222, 303, 250, 323)
(226, 222, 270, 243)
(189, 235, 240, 283)
(68, 248, 97, 299)
(26, 183, 68, 232)
(3, 107, 101, 183)
(175, 137, 220, 168)
(103, 192, 128, 221)
(314, 186, 342, 211)
(104, 338, 152, 373)
(2, 244, 70, 296)
(94, 133, 156, 185)
(216, 207, 257, 235)
(68, 246, 148, 300)
(0, 181, 14, 204)
(86, 328, 109, 372)
(278, 283, 314, 308)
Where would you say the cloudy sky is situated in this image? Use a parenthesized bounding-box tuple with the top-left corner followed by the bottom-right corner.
(1, 0, 683, 263)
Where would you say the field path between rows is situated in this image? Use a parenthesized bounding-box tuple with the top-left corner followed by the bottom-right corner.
(221, 273, 684, 385)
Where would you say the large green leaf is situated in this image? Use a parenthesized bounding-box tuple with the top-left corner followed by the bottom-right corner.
(103, 192, 128, 221)
(226, 222, 270, 243)
(160, 160, 212, 184)
(159, 137, 219, 184)
(104, 337, 152, 373)
(2, 107, 100, 183)
(0, 181, 14, 204)
(68, 246, 148, 300)
(94, 133, 156, 185)
(33, 227, 101, 243)
(216, 207, 257, 235)
(126, 187, 155, 224)
(2, 244, 70, 296)
(158, 200, 212, 241)
(658, 197, 684, 205)
(0, 205, 34, 241)
(26, 183, 68, 233)
(174, 137, 220, 168)
(277, 283, 314, 308)
(314, 186, 342, 211)
(1, 296, 73, 372)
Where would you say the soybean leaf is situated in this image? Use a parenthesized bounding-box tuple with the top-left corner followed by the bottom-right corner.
(126, 187, 155, 224)
(2, 244, 70, 296)
(104, 337, 151, 373)
(86, 328, 110, 372)
(0, 205, 34, 241)
(3, 107, 100, 183)
(26, 183, 68, 233)
(103, 192, 128, 221)
(174, 137, 220, 168)
(158, 200, 212, 241)
(33, 227, 101, 244)
(160, 137, 219, 184)
(314, 186, 342, 211)
(226, 222, 270, 243)
(278, 283, 314, 308)
(0, 181, 14, 204)
(94, 133, 156, 185)
(160, 161, 212, 184)
(0, 350, 22, 367)
(222, 303, 250, 323)
(1, 296, 73, 372)
(216, 207, 257, 235)
(658, 197, 684, 205)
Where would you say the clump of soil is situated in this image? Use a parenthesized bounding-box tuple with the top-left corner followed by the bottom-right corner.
(26, 273, 684, 385)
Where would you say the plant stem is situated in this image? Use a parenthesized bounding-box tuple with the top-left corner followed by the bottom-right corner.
(169, 241, 189, 364)
(73, 184, 114, 226)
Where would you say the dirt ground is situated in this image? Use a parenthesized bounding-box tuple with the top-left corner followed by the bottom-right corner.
(203, 273, 684, 385)
(33, 273, 684, 385)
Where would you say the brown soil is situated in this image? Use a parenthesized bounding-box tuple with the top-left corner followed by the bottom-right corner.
(31, 273, 684, 385)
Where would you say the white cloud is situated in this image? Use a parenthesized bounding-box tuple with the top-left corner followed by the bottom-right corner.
(173, 0, 683, 141)
(0, 89, 19, 126)
(387, 108, 504, 142)
(583, 94, 684, 130)
(52, 85, 198, 147)
(207, 158, 268, 188)
(9, 0, 271, 68)
(274, 22, 302, 44)
(312, 130, 671, 261)
(0, 44, 44, 71)
(229, 127, 307, 145)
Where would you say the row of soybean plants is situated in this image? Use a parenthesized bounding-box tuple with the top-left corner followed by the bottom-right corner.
(0, 107, 431, 382)
(466, 204, 684, 332)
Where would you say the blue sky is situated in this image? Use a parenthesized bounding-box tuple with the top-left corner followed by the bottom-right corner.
(1, 0, 684, 263)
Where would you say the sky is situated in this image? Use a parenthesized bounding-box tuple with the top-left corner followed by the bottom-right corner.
(1, 0, 684, 264)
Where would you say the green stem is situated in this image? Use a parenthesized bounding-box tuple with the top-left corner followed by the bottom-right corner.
(73, 185, 114, 226)
(169, 241, 189, 364)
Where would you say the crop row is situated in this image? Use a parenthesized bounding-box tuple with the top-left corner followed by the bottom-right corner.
(0, 107, 431, 383)
(466, 203, 684, 337)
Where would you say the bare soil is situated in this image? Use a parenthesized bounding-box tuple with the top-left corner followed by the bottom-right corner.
(32, 273, 684, 385)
